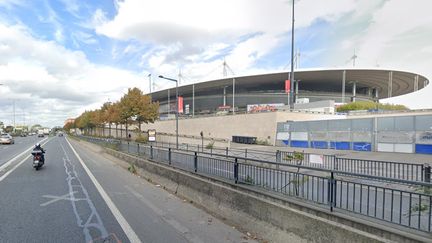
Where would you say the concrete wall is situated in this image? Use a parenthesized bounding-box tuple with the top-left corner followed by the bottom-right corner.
(138, 111, 344, 145)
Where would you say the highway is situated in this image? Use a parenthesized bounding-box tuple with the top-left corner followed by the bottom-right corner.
(0, 135, 256, 243)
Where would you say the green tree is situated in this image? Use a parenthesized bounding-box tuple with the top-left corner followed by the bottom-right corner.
(337, 101, 408, 112)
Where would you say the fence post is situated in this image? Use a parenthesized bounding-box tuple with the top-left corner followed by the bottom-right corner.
(328, 171, 336, 212)
(424, 164, 431, 183)
(226, 147, 229, 157)
(210, 147, 213, 156)
(245, 149, 248, 158)
(234, 158, 239, 184)
(168, 148, 172, 165)
(150, 145, 153, 159)
(194, 152, 198, 172)
(334, 155, 338, 170)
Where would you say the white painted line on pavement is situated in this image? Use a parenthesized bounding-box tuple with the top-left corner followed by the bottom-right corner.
(65, 138, 142, 243)
(0, 138, 51, 182)
(0, 137, 49, 172)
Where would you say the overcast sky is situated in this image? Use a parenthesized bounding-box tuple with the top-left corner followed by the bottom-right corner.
(0, 0, 431, 127)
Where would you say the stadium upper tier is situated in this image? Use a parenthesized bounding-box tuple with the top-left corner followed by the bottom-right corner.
(151, 68, 429, 115)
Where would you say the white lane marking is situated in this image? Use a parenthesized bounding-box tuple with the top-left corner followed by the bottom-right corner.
(40, 191, 79, 207)
(0, 138, 51, 182)
(65, 138, 142, 243)
(0, 137, 49, 172)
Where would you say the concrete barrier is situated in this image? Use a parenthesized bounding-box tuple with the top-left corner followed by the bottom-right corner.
(90, 142, 430, 242)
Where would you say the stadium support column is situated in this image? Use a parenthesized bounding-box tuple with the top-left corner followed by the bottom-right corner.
(341, 70, 346, 103)
(192, 84, 195, 117)
(414, 75, 419, 92)
(223, 86, 227, 106)
(168, 89, 170, 116)
(388, 71, 393, 98)
(232, 78, 236, 115)
(351, 81, 356, 102)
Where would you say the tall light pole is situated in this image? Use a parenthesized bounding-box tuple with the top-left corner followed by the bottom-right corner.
(159, 75, 179, 149)
(148, 74, 152, 100)
(289, 0, 296, 108)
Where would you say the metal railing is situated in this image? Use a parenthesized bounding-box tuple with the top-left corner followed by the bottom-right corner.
(78, 135, 431, 183)
(77, 135, 432, 233)
(277, 151, 428, 182)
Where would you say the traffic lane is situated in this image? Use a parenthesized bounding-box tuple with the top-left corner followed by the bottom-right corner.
(70, 138, 258, 243)
(0, 136, 46, 165)
(0, 137, 129, 243)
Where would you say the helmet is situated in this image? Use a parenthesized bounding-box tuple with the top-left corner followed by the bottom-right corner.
(36, 143, 40, 147)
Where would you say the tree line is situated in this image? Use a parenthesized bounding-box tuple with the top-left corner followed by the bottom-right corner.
(64, 87, 159, 138)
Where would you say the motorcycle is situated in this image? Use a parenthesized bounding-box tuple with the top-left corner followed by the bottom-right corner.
(31, 150, 45, 170)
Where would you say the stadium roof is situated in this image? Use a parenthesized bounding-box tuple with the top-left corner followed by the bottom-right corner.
(152, 68, 429, 100)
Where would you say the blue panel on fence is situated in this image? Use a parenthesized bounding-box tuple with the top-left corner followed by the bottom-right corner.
(290, 140, 309, 148)
(311, 141, 328, 149)
(415, 144, 432, 154)
(282, 140, 289, 145)
(353, 142, 371, 151)
(329, 141, 350, 150)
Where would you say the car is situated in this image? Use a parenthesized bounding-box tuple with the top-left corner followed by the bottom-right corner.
(37, 133, 44, 137)
(58, 133, 64, 137)
(0, 134, 15, 144)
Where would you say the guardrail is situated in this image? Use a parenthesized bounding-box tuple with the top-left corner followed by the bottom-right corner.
(77, 135, 432, 233)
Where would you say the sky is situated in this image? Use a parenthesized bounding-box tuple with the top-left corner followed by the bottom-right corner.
(0, 0, 431, 127)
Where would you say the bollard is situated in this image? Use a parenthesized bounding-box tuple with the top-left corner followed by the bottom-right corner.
(276, 150, 280, 163)
(226, 147, 229, 157)
(194, 152, 198, 172)
(127, 141, 130, 153)
(168, 148, 172, 165)
(137, 143, 140, 155)
(150, 145, 153, 159)
(424, 164, 431, 183)
(234, 158, 239, 184)
(245, 149, 247, 158)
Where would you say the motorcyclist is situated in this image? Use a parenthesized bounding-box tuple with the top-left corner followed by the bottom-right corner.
(33, 143, 45, 162)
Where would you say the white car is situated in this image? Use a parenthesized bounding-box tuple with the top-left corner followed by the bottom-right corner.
(0, 134, 15, 144)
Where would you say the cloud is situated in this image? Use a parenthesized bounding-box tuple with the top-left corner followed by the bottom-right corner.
(320, 0, 432, 108)
(95, 0, 358, 81)
(0, 22, 144, 127)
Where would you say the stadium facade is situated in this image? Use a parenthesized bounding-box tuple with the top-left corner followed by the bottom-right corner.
(151, 68, 429, 117)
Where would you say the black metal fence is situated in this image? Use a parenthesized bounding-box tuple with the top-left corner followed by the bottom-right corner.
(77, 135, 432, 233)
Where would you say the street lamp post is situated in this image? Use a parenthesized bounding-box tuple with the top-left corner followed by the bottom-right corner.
(148, 74, 152, 100)
(159, 75, 179, 149)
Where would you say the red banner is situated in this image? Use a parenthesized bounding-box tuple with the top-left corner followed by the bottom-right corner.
(178, 96, 184, 113)
(285, 80, 291, 93)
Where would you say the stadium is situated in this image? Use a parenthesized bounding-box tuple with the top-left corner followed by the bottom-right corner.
(151, 68, 429, 117)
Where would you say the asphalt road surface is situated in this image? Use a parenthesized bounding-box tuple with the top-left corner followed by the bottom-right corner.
(0, 135, 256, 243)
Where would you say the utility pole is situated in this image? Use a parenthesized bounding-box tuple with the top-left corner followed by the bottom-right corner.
(13, 100, 15, 132)
(289, 0, 296, 108)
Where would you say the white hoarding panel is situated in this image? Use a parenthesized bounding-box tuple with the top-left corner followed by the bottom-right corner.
(377, 143, 394, 152)
(276, 132, 290, 140)
(291, 132, 308, 141)
(309, 154, 324, 164)
(394, 144, 413, 153)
